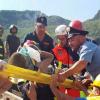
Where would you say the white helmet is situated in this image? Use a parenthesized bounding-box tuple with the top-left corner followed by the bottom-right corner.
(55, 25, 67, 36)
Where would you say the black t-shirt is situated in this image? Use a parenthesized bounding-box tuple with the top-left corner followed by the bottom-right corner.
(6, 34, 20, 55)
(24, 32, 54, 52)
(36, 84, 54, 100)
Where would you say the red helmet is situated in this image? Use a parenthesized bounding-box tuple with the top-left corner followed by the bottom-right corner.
(69, 20, 83, 31)
(67, 20, 88, 39)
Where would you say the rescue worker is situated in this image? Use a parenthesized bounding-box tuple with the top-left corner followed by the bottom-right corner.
(0, 25, 5, 59)
(57, 20, 100, 83)
(5, 24, 20, 57)
(52, 25, 78, 69)
(23, 16, 54, 52)
(52, 25, 86, 98)
(23, 16, 54, 100)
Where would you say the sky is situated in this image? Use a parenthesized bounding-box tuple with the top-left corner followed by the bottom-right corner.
(0, 0, 100, 21)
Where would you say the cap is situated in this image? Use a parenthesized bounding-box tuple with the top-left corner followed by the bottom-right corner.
(67, 27, 89, 39)
(55, 25, 67, 36)
(67, 20, 89, 39)
(36, 16, 47, 26)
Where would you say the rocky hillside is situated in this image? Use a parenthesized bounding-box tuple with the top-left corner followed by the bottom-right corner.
(0, 10, 70, 28)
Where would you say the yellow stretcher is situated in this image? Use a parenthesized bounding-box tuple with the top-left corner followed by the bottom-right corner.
(0, 64, 77, 89)
(1, 64, 100, 99)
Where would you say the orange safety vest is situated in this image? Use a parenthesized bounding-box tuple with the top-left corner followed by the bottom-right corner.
(53, 44, 81, 97)
(52, 44, 73, 66)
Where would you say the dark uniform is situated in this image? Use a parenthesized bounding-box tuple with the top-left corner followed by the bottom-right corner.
(0, 39, 4, 59)
(24, 32, 54, 52)
(6, 34, 20, 56)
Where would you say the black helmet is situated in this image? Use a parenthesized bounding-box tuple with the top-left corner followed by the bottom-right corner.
(9, 24, 18, 34)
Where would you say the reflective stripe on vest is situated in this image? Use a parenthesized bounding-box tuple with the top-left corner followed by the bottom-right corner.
(80, 91, 86, 97)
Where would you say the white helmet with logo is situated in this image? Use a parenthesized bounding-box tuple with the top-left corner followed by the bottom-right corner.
(55, 25, 67, 36)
